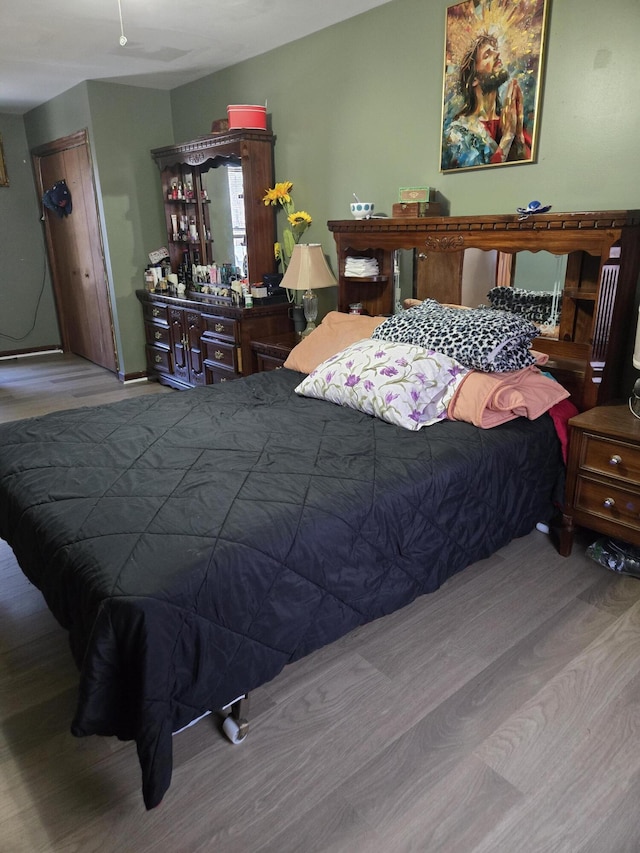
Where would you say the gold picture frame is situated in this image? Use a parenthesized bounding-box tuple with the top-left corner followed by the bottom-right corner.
(0, 135, 8, 187)
(440, 0, 549, 173)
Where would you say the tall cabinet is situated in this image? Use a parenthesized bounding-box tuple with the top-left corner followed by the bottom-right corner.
(151, 129, 276, 283)
(140, 129, 293, 390)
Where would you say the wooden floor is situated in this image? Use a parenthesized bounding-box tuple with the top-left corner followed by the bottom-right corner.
(2, 354, 640, 852)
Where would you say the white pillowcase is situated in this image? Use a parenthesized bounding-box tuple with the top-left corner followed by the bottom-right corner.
(295, 338, 469, 431)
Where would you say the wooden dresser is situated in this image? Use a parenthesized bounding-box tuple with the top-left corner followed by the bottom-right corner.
(561, 405, 640, 555)
(137, 290, 291, 389)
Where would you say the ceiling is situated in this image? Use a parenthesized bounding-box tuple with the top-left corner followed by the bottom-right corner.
(1, 0, 394, 115)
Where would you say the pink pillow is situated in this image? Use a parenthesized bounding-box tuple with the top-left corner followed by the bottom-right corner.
(284, 311, 385, 373)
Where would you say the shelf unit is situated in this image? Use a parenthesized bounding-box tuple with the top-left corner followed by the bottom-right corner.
(151, 129, 277, 284)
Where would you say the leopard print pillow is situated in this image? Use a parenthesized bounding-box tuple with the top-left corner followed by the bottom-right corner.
(372, 299, 537, 373)
(487, 286, 555, 324)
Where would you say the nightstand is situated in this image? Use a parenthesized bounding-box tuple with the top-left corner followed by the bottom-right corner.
(250, 331, 301, 372)
(561, 404, 640, 556)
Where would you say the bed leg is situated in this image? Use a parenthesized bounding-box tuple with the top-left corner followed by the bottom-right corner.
(222, 694, 250, 744)
(554, 512, 574, 557)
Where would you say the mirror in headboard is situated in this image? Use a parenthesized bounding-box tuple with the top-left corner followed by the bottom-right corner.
(328, 211, 640, 411)
(151, 129, 276, 286)
(457, 248, 567, 338)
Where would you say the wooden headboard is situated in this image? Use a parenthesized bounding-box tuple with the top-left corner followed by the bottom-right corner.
(328, 211, 640, 411)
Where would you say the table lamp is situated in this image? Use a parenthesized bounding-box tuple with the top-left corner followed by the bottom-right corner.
(280, 243, 337, 336)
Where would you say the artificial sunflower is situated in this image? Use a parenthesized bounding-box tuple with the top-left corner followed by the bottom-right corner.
(262, 181, 293, 206)
(288, 211, 313, 229)
(262, 182, 313, 269)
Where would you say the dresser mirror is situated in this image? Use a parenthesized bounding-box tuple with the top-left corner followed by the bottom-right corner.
(151, 130, 276, 286)
(204, 159, 247, 276)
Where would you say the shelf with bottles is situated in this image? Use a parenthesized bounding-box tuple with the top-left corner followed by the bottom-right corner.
(151, 129, 278, 292)
(159, 166, 212, 274)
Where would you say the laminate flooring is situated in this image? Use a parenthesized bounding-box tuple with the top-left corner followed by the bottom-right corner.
(2, 353, 640, 852)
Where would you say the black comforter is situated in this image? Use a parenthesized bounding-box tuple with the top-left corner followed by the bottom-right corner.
(0, 369, 563, 808)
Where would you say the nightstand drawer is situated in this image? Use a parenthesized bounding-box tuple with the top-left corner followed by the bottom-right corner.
(574, 476, 640, 528)
(581, 434, 640, 483)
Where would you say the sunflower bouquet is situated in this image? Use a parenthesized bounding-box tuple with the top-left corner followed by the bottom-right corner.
(262, 181, 312, 270)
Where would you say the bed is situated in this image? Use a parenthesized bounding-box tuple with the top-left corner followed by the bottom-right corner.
(0, 308, 570, 809)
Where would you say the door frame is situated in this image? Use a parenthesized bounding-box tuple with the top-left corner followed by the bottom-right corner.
(32, 129, 118, 373)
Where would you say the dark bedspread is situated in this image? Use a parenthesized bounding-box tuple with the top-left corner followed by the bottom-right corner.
(0, 368, 564, 808)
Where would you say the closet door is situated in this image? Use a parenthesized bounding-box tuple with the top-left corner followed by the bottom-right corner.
(33, 131, 117, 373)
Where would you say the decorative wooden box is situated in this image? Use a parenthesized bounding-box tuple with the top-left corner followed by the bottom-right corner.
(392, 201, 442, 218)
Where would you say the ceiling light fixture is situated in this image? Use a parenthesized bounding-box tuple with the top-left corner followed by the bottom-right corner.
(117, 0, 128, 46)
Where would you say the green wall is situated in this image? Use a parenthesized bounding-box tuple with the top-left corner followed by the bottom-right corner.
(21, 81, 172, 376)
(3, 0, 640, 376)
(0, 114, 60, 354)
(170, 0, 640, 324)
(172, 0, 640, 224)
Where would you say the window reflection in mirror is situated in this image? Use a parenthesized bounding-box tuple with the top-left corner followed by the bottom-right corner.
(204, 162, 248, 277)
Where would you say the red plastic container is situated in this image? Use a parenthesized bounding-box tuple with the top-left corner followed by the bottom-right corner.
(227, 105, 267, 130)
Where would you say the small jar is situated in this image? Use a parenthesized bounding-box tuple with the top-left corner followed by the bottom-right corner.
(349, 302, 363, 315)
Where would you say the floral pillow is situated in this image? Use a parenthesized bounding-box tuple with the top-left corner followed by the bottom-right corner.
(295, 338, 469, 431)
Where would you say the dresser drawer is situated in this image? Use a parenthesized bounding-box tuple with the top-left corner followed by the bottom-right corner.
(203, 315, 238, 342)
(202, 338, 238, 372)
(204, 363, 240, 384)
(574, 475, 640, 529)
(145, 344, 172, 374)
(143, 302, 170, 325)
(144, 323, 171, 348)
(580, 434, 640, 483)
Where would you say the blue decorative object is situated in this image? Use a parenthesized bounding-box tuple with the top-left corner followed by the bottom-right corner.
(42, 179, 73, 217)
(516, 200, 552, 218)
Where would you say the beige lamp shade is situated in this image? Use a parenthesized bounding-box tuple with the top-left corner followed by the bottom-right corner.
(280, 243, 337, 291)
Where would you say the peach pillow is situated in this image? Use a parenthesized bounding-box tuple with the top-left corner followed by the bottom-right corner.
(284, 311, 385, 373)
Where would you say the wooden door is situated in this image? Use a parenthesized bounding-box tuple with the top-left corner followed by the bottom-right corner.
(414, 250, 465, 304)
(32, 131, 117, 373)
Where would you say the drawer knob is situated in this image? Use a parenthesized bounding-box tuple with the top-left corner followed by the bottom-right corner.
(152, 308, 160, 317)
(215, 350, 224, 360)
(154, 355, 162, 364)
(215, 323, 224, 333)
(154, 331, 162, 340)
(603, 497, 616, 509)
(609, 454, 622, 466)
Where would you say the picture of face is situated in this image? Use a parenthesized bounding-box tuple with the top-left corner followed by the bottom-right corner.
(440, 0, 548, 172)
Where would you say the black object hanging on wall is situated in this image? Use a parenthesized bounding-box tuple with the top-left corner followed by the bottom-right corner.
(42, 179, 73, 217)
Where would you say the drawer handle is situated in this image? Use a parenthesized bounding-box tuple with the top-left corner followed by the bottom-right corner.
(215, 350, 224, 360)
(215, 323, 224, 333)
(603, 497, 616, 509)
(609, 454, 622, 466)
(154, 331, 162, 340)
(154, 355, 162, 364)
(152, 308, 160, 317)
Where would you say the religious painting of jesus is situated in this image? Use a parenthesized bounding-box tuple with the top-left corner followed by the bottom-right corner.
(441, 0, 549, 173)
